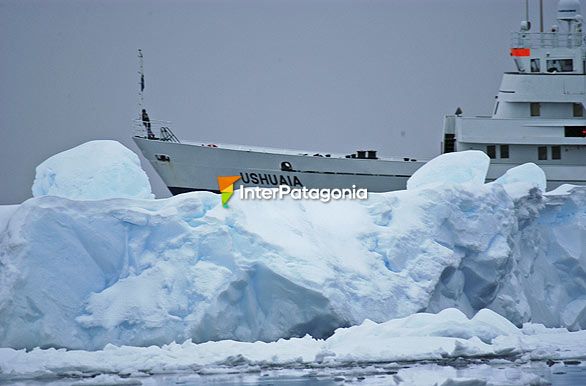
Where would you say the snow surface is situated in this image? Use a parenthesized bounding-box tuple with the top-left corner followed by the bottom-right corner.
(1, 144, 585, 353)
(1, 308, 585, 384)
(32, 140, 154, 200)
(491, 163, 546, 199)
(406, 150, 490, 190)
(0, 205, 18, 234)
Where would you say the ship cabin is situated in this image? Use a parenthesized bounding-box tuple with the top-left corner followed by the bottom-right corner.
(443, 0, 586, 170)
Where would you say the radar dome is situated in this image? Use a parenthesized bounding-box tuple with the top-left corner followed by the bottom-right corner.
(557, 0, 582, 21)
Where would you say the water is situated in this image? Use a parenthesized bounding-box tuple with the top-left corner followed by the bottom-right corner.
(3, 360, 586, 385)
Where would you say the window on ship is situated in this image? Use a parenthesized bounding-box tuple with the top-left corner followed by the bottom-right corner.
(538, 146, 548, 160)
(500, 145, 509, 159)
(546, 59, 573, 73)
(573, 103, 584, 117)
(530, 103, 541, 117)
(531, 59, 541, 72)
(552, 146, 561, 160)
(486, 145, 496, 159)
(565, 126, 586, 137)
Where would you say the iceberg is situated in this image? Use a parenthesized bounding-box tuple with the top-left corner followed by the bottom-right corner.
(0, 205, 18, 234)
(406, 150, 490, 190)
(0, 141, 585, 352)
(491, 163, 547, 199)
(31, 140, 154, 200)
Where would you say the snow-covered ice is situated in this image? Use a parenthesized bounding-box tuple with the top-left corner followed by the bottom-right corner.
(491, 163, 546, 199)
(32, 140, 154, 200)
(1, 140, 585, 385)
(0, 205, 18, 234)
(1, 308, 585, 383)
(406, 150, 490, 190)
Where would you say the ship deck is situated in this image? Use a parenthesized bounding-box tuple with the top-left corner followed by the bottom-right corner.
(180, 140, 429, 163)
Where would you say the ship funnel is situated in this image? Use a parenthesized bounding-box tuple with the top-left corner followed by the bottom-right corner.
(557, 0, 581, 21)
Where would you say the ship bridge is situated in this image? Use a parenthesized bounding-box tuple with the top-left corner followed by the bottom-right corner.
(510, 0, 584, 75)
(510, 31, 584, 73)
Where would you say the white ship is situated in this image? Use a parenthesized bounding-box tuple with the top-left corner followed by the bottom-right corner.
(134, 0, 586, 195)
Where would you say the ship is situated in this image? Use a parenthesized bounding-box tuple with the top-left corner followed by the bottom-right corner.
(134, 0, 586, 194)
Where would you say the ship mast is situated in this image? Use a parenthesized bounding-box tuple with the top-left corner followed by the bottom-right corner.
(138, 49, 145, 115)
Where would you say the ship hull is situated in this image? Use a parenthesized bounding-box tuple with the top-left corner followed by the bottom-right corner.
(133, 137, 425, 193)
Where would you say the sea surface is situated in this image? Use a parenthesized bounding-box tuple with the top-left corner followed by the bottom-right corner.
(3, 360, 586, 385)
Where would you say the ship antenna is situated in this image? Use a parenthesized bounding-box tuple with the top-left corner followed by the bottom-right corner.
(138, 48, 145, 114)
(521, 0, 531, 31)
(540, 0, 544, 32)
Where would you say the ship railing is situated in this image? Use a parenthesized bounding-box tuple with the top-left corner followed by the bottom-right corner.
(132, 119, 180, 143)
(511, 32, 584, 49)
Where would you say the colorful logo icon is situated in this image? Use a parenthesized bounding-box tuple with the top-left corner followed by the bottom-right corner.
(217, 176, 241, 208)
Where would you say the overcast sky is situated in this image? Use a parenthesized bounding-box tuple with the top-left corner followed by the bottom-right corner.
(0, 0, 563, 204)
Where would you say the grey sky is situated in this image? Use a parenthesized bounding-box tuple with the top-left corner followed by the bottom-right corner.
(0, 0, 562, 204)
